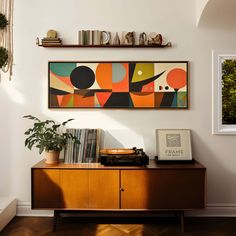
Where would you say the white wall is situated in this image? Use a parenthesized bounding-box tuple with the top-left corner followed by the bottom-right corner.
(1, 0, 236, 214)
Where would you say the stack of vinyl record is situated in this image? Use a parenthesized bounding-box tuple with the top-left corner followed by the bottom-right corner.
(41, 37, 62, 46)
(64, 128, 102, 163)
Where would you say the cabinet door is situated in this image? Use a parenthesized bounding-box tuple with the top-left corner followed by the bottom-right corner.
(60, 170, 89, 208)
(121, 170, 205, 209)
(89, 170, 120, 209)
(120, 170, 159, 209)
(32, 169, 62, 208)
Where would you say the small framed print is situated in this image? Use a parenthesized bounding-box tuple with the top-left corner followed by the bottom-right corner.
(155, 129, 193, 163)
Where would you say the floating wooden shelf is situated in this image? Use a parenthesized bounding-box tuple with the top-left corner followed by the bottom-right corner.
(38, 43, 172, 48)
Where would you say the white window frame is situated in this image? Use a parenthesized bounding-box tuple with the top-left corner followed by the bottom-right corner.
(212, 50, 236, 135)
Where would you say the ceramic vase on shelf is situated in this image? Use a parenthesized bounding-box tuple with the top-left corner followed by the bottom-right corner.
(113, 32, 120, 45)
(139, 32, 147, 45)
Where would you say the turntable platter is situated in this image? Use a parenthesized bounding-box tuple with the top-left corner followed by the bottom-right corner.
(100, 149, 135, 155)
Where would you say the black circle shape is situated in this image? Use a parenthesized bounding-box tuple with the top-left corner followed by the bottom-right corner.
(70, 66, 95, 89)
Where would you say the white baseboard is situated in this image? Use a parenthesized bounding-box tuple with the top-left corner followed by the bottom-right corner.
(17, 202, 53, 217)
(186, 204, 236, 217)
(17, 202, 236, 217)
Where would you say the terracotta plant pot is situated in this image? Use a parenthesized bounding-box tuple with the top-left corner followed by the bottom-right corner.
(45, 150, 60, 164)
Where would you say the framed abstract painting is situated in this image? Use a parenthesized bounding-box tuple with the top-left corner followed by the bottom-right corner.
(48, 61, 189, 109)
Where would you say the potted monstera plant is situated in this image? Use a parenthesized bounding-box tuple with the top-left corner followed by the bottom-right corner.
(23, 115, 79, 164)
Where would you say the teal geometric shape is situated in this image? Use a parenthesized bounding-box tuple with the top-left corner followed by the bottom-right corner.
(112, 63, 126, 83)
(50, 62, 77, 77)
(129, 95, 134, 107)
(177, 92, 187, 107)
(171, 92, 177, 107)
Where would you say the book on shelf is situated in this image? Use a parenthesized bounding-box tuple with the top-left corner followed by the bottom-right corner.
(78, 30, 101, 46)
(41, 42, 62, 46)
(78, 30, 90, 45)
(41, 37, 62, 46)
(42, 38, 61, 42)
(92, 30, 101, 45)
(78, 31, 84, 45)
(64, 128, 102, 163)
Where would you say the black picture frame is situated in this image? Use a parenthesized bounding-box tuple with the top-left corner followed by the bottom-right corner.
(48, 61, 189, 109)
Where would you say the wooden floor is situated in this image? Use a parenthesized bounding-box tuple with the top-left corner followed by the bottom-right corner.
(1, 216, 236, 236)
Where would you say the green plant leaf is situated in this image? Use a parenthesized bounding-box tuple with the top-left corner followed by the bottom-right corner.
(23, 115, 41, 122)
(39, 146, 44, 154)
(62, 118, 74, 126)
(24, 128, 33, 135)
(52, 124, 61, 130)
(23, 115, 79, 154)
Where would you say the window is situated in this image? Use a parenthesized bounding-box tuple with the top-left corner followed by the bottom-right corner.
(212, 51, 236, 134)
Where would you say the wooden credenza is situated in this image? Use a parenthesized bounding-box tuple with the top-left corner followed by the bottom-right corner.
(31, 160, 206, 231)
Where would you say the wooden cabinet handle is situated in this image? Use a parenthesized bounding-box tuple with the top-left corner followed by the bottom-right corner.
(120, 188, 124, 192)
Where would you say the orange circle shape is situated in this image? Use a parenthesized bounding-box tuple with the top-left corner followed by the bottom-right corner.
(166, 68, 187, 90)
(96, 63, 112, 89)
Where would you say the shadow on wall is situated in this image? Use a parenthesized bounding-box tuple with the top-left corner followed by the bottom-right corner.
(103, 128, 156, 158)
(103, 130, 124, 148)
(100, 109, 189, 157)
(191, 130, 236, 205)
(198, 0, 236, 29)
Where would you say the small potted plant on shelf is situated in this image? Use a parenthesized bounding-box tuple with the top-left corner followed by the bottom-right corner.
(23, 115, 79, 164)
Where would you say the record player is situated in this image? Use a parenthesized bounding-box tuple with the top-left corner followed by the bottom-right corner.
(100, 147, 149, 166)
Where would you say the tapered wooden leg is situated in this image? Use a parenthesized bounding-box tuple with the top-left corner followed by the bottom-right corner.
(53, 210, 60, 232)
(180, 211, 185, 233)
